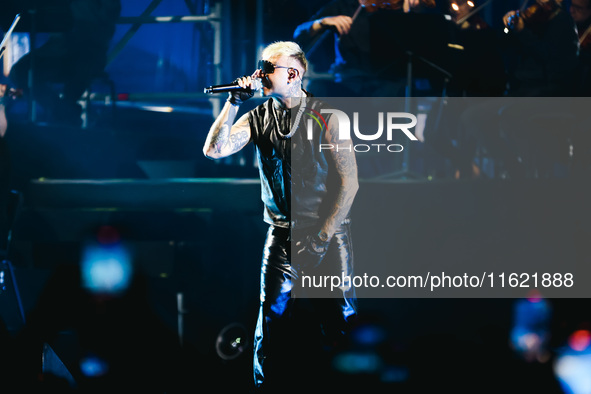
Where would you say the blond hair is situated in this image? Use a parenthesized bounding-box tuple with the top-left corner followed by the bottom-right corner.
(261, 41, 308, 75)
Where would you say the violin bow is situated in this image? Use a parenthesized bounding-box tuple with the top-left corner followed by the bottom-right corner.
(455, 0, 494, 25)
(306, 3, 363, 57)
(0, 14, 21, 59)
(579, 24, 591, 45)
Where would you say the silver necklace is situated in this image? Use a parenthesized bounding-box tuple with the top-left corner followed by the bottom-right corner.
(273, 97, 307, 140)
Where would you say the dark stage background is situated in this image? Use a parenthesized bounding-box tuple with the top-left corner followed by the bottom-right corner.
(0, 0, 590, 393)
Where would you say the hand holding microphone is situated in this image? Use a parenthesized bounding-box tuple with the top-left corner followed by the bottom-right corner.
(204, 72, 262, 106)
(228, 75, 261, 105)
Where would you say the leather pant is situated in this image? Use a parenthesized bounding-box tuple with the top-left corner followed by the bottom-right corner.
(253, 221, 357, 388)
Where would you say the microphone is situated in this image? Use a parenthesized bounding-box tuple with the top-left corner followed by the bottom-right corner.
(204, 79, 262, 94)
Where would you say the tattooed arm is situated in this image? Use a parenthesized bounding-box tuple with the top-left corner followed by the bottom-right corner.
(203, 102, 251, 159)
(318, 113, 359, 242)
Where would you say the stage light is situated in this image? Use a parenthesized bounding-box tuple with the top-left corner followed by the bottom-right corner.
(332, 351, 382, 374)
(352, 323, 387, 346)
(510, 295, 551, 362)
(554, 348, 591, 394)
(451, 3, 460, 11)
(569, 330, 591, 352)
(215, 323, 248, 360)
(467, 1, 475, 7)
(80, 228, 133, 296)
(80, 354, 109, 378)
(0, 267, 5, 293)
(141, 105, 174, 113)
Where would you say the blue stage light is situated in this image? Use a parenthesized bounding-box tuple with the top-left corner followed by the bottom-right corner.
(80, 238, 133, 296)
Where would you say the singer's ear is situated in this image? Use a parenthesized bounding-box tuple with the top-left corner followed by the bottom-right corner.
(288, 68, 300, 82)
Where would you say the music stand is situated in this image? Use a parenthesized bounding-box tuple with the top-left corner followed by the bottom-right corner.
(369, 11, 454, 179)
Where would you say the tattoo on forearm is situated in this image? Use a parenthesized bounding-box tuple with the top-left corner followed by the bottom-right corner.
(328, 125, 357, 180)
(323, 122, 358, 235)
(213, 124, 230, 153)
(229, 130, 249, 152)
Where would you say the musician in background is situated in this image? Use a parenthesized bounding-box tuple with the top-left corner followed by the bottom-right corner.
(570, 0, 591, 95)
(568, 0, 591, 174)
(447, 0, 579, 179)
(8, 0, 120, 126)
(502, 0, 578, 96)
(293, 0, 425, 96)
(571, 0, 591, 33)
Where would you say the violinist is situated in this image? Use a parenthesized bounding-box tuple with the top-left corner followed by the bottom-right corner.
(569, 0, 591, 173)
(293, 0, 425, 96)
(502, 0, 578, 96)
(570, 0, 591, 32)
(451, 0, 578, 179)
(570, 0, 591, 95)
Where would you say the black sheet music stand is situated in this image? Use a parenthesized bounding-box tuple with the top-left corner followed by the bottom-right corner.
(368, 11, 454, 179)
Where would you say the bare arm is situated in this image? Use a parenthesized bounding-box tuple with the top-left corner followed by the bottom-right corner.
(318, 114, 359, 241)
(203, 75, 258, 159)
(293, 15, 353, 44)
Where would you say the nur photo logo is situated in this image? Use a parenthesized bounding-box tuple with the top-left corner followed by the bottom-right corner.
(304, 106, 419, 153)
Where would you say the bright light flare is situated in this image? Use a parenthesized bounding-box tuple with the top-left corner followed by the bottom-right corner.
(569, 330, 591, 352)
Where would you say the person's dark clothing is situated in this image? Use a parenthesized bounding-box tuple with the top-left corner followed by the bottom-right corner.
(247, 98, 357, 389)
(248, 98, 345, 229)
(574, 18, 591, 96)
(295, 0, 369, 78)
(504, 8, 579, 96)
(294, 0, 406, 96)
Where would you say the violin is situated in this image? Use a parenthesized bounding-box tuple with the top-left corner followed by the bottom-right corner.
(521, 0, 560, 26)
(506, 0, 561, 31)
(579, 24, 591, 49)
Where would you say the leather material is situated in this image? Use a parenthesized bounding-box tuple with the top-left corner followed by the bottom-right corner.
(248, 98, 342, 230)
(253, 222, 357, 388)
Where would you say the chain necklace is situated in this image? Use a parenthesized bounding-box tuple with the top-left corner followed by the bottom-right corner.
(272, 96, 307, 140)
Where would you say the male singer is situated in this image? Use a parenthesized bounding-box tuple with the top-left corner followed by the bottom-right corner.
(203, 41, 358, 390)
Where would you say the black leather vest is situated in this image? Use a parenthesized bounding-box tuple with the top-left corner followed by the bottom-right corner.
(248, 98, 334, 229)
